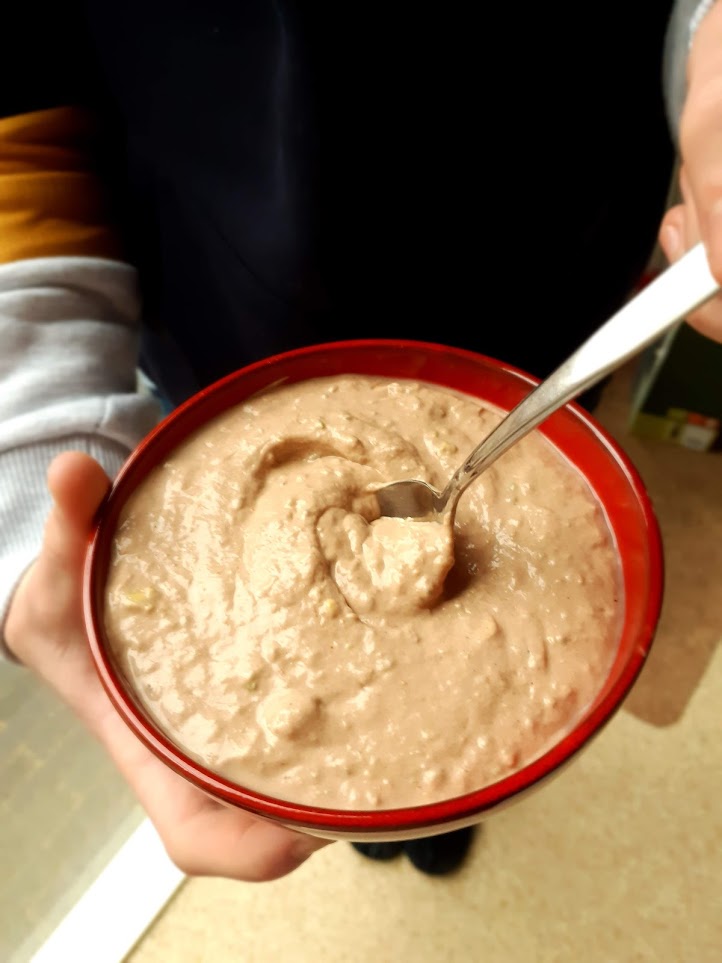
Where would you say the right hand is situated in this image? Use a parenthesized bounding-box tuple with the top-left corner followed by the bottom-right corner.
(659, 1, 722, 343)
(4, 451, 330, 881)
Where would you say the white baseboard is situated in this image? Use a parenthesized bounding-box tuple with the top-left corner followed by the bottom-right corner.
(30, 819, 185, 963)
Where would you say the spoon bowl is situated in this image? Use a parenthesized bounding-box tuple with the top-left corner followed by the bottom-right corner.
(374, 478, 446, 521)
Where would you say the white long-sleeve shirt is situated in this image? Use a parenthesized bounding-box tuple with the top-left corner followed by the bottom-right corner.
(0, 259, 160, 653)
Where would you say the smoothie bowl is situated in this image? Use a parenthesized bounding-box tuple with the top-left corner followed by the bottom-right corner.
(83, 340, 663, 841)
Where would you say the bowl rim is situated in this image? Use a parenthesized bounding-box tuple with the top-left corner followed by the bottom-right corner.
(84, 338, 664, 832)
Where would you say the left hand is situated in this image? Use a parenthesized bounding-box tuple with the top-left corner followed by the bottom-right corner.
(4, 452, 330, 882)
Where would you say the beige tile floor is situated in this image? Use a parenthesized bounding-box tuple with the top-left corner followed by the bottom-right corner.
(0, 660, 143, 962)
(127, 363, 722, 963)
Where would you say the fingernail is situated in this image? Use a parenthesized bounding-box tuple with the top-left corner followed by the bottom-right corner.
(660, 224, 681, 260)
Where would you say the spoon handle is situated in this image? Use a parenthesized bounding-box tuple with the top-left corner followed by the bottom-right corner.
(443, 242, 720, 504)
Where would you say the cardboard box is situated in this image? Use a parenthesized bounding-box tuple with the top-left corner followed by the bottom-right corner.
(629, 321, 722, 452)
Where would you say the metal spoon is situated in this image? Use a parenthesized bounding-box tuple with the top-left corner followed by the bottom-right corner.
(375, 242, 720, 522)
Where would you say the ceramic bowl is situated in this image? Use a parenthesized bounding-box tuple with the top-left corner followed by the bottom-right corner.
(84, 340, 663, 841)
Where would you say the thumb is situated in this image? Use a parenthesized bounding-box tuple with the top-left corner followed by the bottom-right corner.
(41, 452, 112, 572)
(658, 205, 687, 265)
(5, 452, 112, 675)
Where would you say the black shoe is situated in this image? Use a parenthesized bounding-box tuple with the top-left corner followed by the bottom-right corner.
(403, 827, 475, 876)
(351, 841, 404, 861)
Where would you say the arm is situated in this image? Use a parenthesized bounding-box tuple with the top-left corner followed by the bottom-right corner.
(660, 0, 722, 341)
(0, 107, 328, 879)
(0, 106, 159, 653)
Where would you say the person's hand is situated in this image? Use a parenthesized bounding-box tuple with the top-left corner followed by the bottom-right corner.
(659, 1, 722, 343)
(4, 451, 330, 881)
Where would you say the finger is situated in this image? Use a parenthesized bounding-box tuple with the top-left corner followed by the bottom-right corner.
(659, 201, 722, 342)
(41, 451, 111, 571)
(97, 706, 331, 881)
(24, 452, 112, 669)
(658, 204, 688, 264)
(685, 297, 722, 342)
(659, 166, 699, 263)
(165, 800, 331, 881)
(8, 452, 111, 674)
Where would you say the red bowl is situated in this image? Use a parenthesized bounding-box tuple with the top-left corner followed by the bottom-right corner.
(84, 340, 664, 841)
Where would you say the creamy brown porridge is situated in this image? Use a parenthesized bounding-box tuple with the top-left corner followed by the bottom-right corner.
(104, 375, 620, 809)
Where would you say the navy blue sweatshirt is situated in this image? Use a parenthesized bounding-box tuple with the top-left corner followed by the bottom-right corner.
(2, 1, 675, 403)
